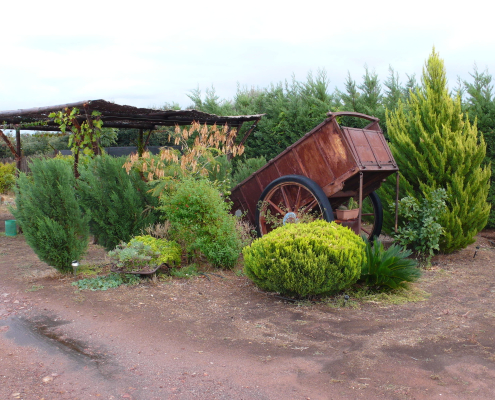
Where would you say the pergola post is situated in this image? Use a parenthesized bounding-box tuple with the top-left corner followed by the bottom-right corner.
(16, 127, 21, 173)
(138, 129, 144, 157)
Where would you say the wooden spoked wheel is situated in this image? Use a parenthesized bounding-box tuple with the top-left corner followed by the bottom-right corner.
(255, 175, 334, 237)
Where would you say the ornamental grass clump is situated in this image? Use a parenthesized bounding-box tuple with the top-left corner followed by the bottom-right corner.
(243, 221, 365, 298)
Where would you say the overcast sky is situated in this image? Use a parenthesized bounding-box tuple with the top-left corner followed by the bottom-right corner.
(1, 0, 493, 112)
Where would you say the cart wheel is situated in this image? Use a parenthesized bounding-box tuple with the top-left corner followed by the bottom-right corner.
(360, 191, 383, 240)
(255, 175, 334, 237)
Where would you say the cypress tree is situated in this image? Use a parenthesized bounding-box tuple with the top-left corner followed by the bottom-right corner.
(78, 156, 161, 251)
(382, 49, 491, 253)
(14, 158, 89, 272)
(463, 67, 495, 227)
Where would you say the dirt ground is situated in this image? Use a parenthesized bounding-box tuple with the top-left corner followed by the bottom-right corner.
(2, 199, 495, 399)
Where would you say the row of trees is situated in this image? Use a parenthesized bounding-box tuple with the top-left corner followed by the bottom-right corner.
(187, 55, 495, 234)
(2, 49, 494, 251)
(185, 66, 491, 161)
(3, 59, 492, 165)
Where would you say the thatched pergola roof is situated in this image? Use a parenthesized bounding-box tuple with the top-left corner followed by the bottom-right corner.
(0, 99, 263, 172)
(0, 99, 263, 131)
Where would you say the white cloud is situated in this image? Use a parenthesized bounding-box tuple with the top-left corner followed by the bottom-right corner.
(1, 0, 494, 110)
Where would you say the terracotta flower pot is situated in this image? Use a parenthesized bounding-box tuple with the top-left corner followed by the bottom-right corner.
(335, 209, 359, 220)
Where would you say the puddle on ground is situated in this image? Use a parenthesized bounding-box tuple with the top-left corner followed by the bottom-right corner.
(0, 314, 117, 379)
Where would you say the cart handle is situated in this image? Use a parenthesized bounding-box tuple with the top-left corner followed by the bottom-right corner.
(327, 111, 379, 123)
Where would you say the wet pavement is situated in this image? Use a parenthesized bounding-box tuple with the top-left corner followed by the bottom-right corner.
(0, 314, 118, 379)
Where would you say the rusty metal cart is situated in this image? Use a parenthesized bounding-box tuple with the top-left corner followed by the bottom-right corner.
(230, 111, 399, 239)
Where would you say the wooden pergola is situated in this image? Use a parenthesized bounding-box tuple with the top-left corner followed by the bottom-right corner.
(0, 99, 263, 171)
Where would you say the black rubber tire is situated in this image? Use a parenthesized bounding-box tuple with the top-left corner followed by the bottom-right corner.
(362, 191, 383, 240)
(255, 175, 334, 237)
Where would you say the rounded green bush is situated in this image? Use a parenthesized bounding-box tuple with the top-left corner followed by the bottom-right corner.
(243, 221, 365, 297)
(0, 162, 16, 194)
(160, 177, 242, 269)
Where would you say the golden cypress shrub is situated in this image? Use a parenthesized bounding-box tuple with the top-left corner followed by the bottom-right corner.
(380, 49, 491, 253)
(243, 221, 365, 298)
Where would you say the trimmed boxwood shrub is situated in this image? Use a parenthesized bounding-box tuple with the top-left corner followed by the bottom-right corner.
(243, 221, 365, 298)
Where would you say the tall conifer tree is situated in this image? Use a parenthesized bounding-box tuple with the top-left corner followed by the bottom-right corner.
(463, 67, 495, 227)
(383, 49, 490, 253)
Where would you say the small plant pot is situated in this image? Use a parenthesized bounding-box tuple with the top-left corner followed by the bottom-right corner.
(335, 209, 359, 220)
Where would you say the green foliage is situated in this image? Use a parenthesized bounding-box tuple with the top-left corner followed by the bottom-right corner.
(463, 66, 495, 228)
(14, 128, 119, 156)
(108, 240, 160, 272)
(189, 68, 418, 162)
(78, 156, 160, 251)
(72, 273, 140, 291)
(13, 158, 89, 273)
(234, 215, 257, 248)
(49, 108, 104, 157)
(360, 238, 421, 290)
(108, 235, 180, 274)
(336, 67, 386, 129)
(130, 235, 181, 266)
(383, 68, 418, 111)
(392, 189, 447, 262)
(100, 128, 118, 147)
(14, 132, 69, 156)
(0, 132, 13, 158)
(243, 221, 365, 298)
(190, 70, 339, 161)
(206, 154, 232, 196)
(0, 162, 15, 193)
(160, 177, 242, 269)
(231, 156, 267, 187)
(170, 264, 199, 278)
(381, 49, 491, 253)
(113, 128, 173, 147)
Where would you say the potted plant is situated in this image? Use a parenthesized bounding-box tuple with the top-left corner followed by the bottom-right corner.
(335, 197, 360, 220)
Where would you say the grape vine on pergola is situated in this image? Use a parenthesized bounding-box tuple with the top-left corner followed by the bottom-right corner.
(0, 99, 263, 171)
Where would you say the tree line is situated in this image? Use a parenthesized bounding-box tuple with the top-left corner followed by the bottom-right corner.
(1, 52, 494, 233)
(187, 62, 495, 231)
